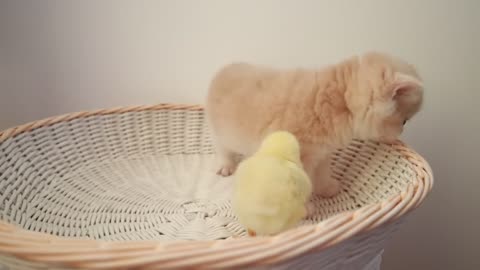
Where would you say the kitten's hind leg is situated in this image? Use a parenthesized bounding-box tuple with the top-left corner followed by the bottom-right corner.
(215, 144, 239, 177)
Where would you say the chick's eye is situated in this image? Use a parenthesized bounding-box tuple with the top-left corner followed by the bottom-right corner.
(403, 120, 407, 125)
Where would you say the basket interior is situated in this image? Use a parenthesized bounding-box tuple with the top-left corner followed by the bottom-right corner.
(0, 109, 416, 242)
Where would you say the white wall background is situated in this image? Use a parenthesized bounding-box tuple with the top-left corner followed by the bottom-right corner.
(0, 1, 479, 269)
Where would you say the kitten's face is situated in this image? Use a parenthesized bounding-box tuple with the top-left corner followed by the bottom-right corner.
(349, 52, 424, 143)
(369, 103, 418, 143)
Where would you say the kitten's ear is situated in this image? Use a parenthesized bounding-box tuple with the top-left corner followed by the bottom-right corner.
(391, 73, 423, 99)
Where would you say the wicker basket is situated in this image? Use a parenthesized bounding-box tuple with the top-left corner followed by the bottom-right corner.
(0, 104, 433, 270)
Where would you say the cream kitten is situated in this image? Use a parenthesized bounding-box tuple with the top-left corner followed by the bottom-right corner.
(206, 52, 423, 198)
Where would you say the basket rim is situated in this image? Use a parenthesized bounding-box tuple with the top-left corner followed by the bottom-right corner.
(0, 103, 203, 143)
(0, 103, 434, 269)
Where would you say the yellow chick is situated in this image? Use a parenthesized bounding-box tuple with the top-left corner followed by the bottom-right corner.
(232, 131, 312, 236)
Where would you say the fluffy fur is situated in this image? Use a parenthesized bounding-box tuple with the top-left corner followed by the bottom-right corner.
(232, 131, 312, 236)
(206, 51, 423, 197)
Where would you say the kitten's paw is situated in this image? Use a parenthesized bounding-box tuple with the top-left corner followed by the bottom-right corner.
(216, 164, 236, 177)
(315, 179, 341, 198)
(305, 202, 316, 218)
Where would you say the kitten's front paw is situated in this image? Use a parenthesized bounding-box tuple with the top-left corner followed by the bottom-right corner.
(216, 164, 236, 177)
(305, 202, 316, 218)
(315, 179, 341, 198)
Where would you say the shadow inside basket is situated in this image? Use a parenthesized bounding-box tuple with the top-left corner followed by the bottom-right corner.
(0, 111, 416, 243)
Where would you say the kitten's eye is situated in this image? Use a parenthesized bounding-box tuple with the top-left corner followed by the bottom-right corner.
(403, 120, 407, 125)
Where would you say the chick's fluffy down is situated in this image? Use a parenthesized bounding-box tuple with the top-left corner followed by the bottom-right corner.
(232, 155, 311, 235)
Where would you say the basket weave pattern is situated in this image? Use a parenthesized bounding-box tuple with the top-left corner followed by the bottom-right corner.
(0, 104, 433, 269)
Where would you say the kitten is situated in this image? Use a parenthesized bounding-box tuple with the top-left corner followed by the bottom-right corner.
(206, 52, 423, 197)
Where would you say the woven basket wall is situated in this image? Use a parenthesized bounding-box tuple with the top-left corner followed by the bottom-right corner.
(0, 104, 433, 269)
